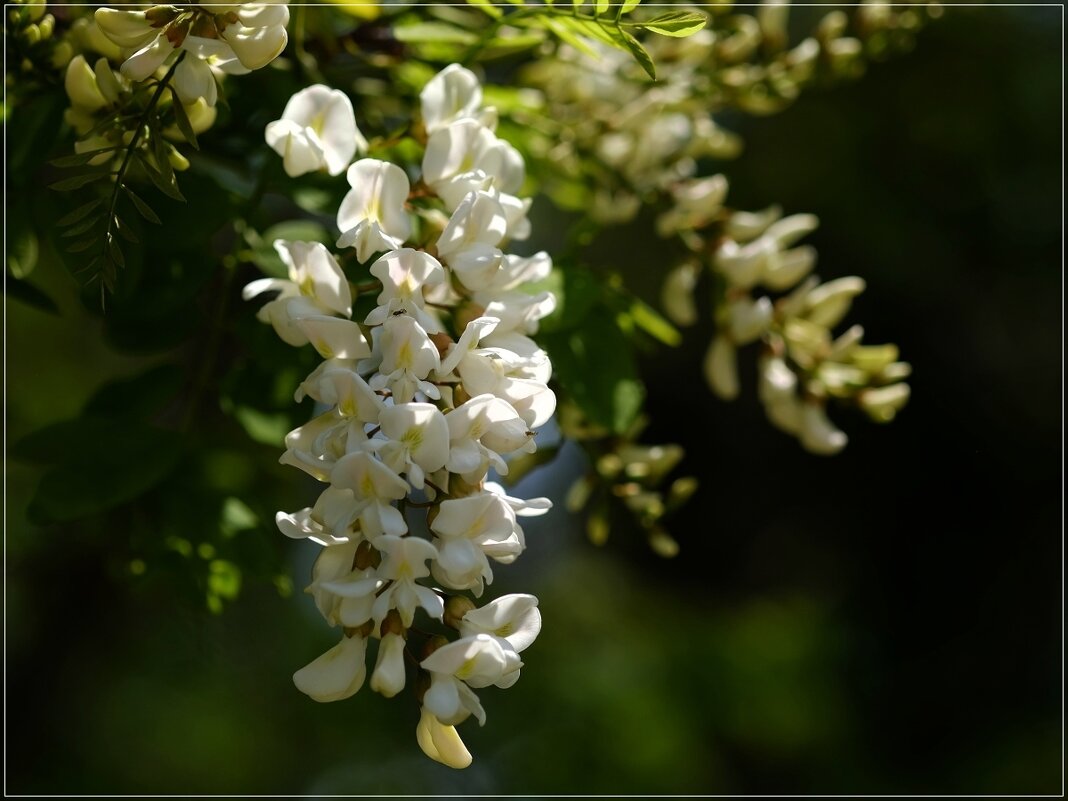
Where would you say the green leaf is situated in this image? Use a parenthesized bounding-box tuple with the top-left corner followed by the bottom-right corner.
(539, 16, 600, 57)
(49, 148, 117, 168)
(542, 308, 646, 434)
(595, 0, 610, 14)
(393, 21, 477, 44)
(231, 405, 291, 447)
(138, 148, 185, 201)
(170, 98, 199, 149)
(56, 198, 104, 227)
(8, 217, 39, 278)
(624, 10, 706, 37)
(607, 290, 682, 345)
(60, 215, 101, 237)
(142, 158, 186, 201)
(66, 236, 98, 254)
(115, 215, 139, 243)
(537, 267, 601, 333)
(5, 277, 59, 315)
(84, 363, 186, 419)
(49, 172, 108, 191)
(123, 186, 161, 224)
(466, 0, 502, 18)
(24, 422, 185, 524)
(107, 235, 126, 268)
(619, 26, 655, 79)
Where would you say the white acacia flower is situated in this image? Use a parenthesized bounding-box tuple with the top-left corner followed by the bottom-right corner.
(727, 296, 774, 344)
(275, 485, 357, 546)
(758, 354, 802, 434)
(416, 707, 472, 769)
(436, 191, 509, 291)
(715, 213, 819, 291)
(803, 277, 867, 329)
(336, 159, 412, 263)
(476, 290, 557, 337)
(280, 409, 367, 481)
(293, 632, 367, 703)
(489, 251, 552, 293)
(329, 451, 410, 538)
(459, 593, 542, 655)
(798, 400, 848, 455)
(445, 394, 536, 480)
(242, 240, 352, 346)
(371, 535, 443, 627)
(483, 482, 552, 518)
(368, 315, 442, 403)
(420, 63, 485, 134)
(266, 84, 365, 177)
(364, 248, 445, 333)
(305, 540, 358, 624)
(317, 565, 383, 627)
(421, 634, 515, 727)
(704, 335, 739, 400)
(295, 316, 371, 360)
(656, 174, 729, 236)
(422, 119, 524, 209)
(449, 328, 555, 428)
(171, 37, 250, 107)
(295, 363, 382, 422)
(370, 402, 449, 489)
(95, 3, 288, 97)
(438, 316, 500, 377)
(430, 493, 525, 594)
(661, 262, 701, 327)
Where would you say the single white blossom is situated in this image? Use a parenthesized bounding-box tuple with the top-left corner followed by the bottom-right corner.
(266, 84, 366, 177)
(336, 159, 412, 263)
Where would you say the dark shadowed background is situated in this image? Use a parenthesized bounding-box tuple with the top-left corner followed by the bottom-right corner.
(5, 6, 1062, 794)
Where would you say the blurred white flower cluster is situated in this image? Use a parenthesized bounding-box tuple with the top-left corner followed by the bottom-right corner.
(659, 175, 912, 455)
(246, 64, 556, 769)
(523, 32, 739, 223)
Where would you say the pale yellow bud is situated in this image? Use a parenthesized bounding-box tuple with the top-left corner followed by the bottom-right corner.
(65, 55, 107, 112)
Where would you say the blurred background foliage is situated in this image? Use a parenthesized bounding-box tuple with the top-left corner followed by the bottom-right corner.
(5, 4, 1062, 794)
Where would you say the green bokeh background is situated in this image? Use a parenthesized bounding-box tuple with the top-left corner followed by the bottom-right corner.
(5, 7, 1062, 794)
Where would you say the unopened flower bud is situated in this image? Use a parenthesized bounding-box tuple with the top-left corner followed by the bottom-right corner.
(859, 383, 910, 423)
(65, 55, 107, 112)
(443, 595, 476, 630)
(704, 335, 739, 400)
(416, 707, 473, 769)
(370, 631, 407, 698)
(804, 276, 866, 329)
(168, 145, 190, 172)
(799, 401, 848, 455)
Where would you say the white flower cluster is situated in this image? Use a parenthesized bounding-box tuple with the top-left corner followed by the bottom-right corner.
(522, 33, 740, 222)
(245, 64, 556, 769)
(659, 175, 912, 454)
(95, 2, 289, 105)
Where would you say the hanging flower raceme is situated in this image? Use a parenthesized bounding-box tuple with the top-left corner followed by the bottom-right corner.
(247, 64, 554, 769)
(657, 174, 912, 454)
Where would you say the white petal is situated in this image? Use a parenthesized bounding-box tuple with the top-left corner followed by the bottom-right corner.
(223, 23, 288, 71)
(293, 634, 367, 703)
(421, 63, 483, 133)
(295, 316, 370, 360)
